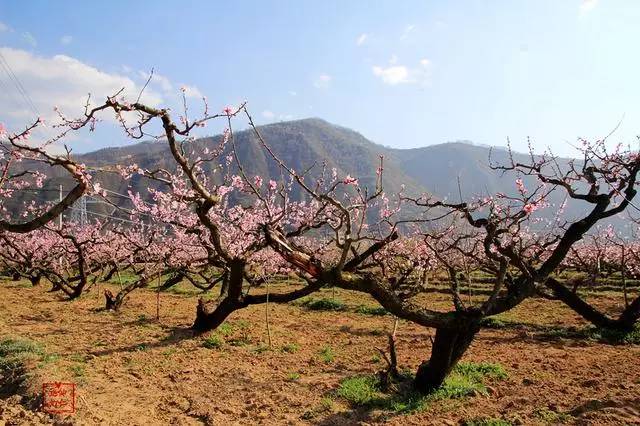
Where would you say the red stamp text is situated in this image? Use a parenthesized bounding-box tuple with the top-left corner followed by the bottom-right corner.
(42, 382, 75, 414)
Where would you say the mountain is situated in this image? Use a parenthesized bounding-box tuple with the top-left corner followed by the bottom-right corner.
(11, 118, 624, 228)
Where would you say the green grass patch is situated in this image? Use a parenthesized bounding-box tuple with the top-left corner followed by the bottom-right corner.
(534, 407, 573, 424)
(281, 343, 300, 353)
(217, 323, 234, 336)
(586, 324, 640, 345)
(301, 297, 346, 312)
(318, 345, 335, 363)
(69, 364, 85, 377)
(337, 375, 380, 404)
(202, 334, 223, 349)
(0, 338, 43, 371)
(287, 372, 301, 381)
(301, 397, 334, 420)
(0, 338, 45, 395)
(355, 305, 388, 316)
(336, 362, 507, 413)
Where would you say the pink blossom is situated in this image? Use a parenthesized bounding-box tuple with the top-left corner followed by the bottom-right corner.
(0, 122, 5, 136)
(343, 175, 358, 186)
(223, 106, 233, 115)
(231, 175, 244, 190)
(217, 186, 233, 197)
(254, 175, 263, 188)
(268, 180, 277, 191)
(523, 203, 538, 214)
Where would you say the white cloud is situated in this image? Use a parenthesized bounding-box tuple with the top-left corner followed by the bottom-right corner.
(22, 32, 37, 47)
(313, 74, 332, 89)
(262, 110, 294, 122)
(0, 22, 9, 32)
(372, 65, 409, 85)
(136, 71, 201, 100)
(372, 58, 431, 86)
(0, 47, 163, 132)
(180, 84, 203, 99)
(60, 35, 73, 45)
(288, 90, 297, 96)
(356, 33, 368, 46)
(400, 24, 415, 40)
(580, 0, 598, 14)
(138, 70, 173, 92)
(262, 110, 275, 120)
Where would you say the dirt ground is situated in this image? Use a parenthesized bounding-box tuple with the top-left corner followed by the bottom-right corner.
(0, 280, 638, 425)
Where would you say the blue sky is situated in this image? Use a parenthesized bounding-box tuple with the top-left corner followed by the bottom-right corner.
(0, 0, 639, 156)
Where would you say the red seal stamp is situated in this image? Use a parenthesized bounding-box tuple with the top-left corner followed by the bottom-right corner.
(42, 382, 75, 414)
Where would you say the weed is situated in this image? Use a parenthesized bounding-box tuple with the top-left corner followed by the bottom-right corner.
(320, 397, 334, 411)
(336, 362, 507, 413)
(202, 334, 223, 349)
(370, 354, 382, 363)
(301, 396, 334, 419)
(337, 375, 379, 404)
(0, 338, 43, 371)
(217, 323, 234, 336)
(252, 344, 271, 354)
(38, 353, 60, 367)
(287, 372, 301, 381)
(68, 353, 86, 363)
(228, 335, 252, 347)
(162, 348, 177, 357)
(534, 407, 573, 423)
(234, 319, 250, 329)
(69, 364, 85, 377)
(302, 298, 346, 312)
(134, 344, 148, 352)
(318, 345, 335, 363)
(355, 305, 388, 316)
(454, 362, 508, 381)
(586, 324, 640, 345)
(480, 317, 509, 329)
(0, 338, 45, 396)
(281, 343, 300, 353)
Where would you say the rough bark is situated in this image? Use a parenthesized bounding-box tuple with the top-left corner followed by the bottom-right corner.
(191, 259, 245, 332)
(413, 320, 480, 393)
(546, 277, 639, 332)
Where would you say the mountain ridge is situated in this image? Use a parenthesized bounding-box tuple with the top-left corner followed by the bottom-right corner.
(14, 117, 611, 228)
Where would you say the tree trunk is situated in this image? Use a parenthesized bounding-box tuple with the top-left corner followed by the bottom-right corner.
(218, 273, 230, 296)
(191, 259, 245, 333)
(413, 320, 480, 393)
(192, 297, 239, 332)
(547, 277, 638, 332)
(104, 289, 128, 311)
(618, 295, 640, 331)
(29, 275, 41, 286)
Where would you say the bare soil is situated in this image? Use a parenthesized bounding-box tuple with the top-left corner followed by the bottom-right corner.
(0, 280, 639, 425)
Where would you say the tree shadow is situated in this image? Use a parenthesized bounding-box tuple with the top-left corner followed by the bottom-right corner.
(87, 325, 197, 357)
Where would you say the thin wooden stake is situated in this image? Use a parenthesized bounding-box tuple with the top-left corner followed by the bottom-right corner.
(156, 272, 161, 321)
(116, 269, 124, 291)
(265, 279, 272, 348)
